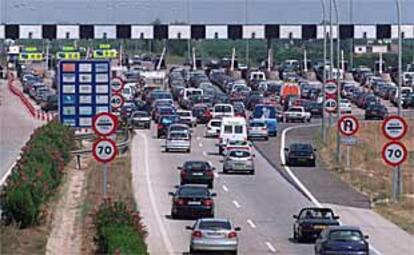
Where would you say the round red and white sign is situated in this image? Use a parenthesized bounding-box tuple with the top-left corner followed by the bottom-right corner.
(325, 80, 337, 95)
(382, 141, 407, 167)
(111, 93, 125, 109)
(111, 77, 125, 93)
(92, 138, 118, 163)
(338, 115, 359, 136)
(325, 98, 337, 113)
(382, 116, 408, 140)
(92, 112, 118, 137)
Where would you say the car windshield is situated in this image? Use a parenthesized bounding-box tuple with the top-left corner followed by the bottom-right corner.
(184, 161, 209, 171)
(178, 187, 209, 197)
(178, 112, 191, 117)
(329, 230, 363, 242)
(300, 209, 335, 219)
(169, 132, 188, 139)
(199, 221, 231, 230)
(253, 106, 276, 118)
(211, 121, 221, 127)
(215, 105, 232, 112)
(288, 108, 302, 112)
(132, 112, 149, 118)
(229, 150, 251, 158)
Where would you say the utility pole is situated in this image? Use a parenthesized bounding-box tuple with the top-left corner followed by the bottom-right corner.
(186, 0, 191, 63)
(329, 0, 333, 79)
(333, 0, 341, 163)
(349, 0, 354, 69)
(321, 0, 327, 142)
(245, 0, 250, 66)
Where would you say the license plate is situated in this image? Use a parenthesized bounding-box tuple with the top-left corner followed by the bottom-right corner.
(188, 201, 201, 205)
(192, 172, 203, 176)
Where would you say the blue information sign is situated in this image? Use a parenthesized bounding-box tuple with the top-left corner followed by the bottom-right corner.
(58, 60, 111, 128)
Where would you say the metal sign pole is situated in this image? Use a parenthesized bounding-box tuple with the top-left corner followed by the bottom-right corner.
(396, 0, 403, 200)
(103, 163, 108, 198)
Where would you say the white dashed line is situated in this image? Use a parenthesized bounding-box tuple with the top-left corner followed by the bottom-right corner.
(247, 219, 256, 229)
(214, 172, 219, 178)
(196, 136, 201, 141)
(202, 151, 208, 156)
(198, 142, 203, 147)
(232, 200, 241, 208)
(222, 185, 229, 192)
(265, 242, 277, 253)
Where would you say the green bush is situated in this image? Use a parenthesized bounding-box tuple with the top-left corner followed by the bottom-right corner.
(93, 199, 147, 255)
(1, 121, 75, 227)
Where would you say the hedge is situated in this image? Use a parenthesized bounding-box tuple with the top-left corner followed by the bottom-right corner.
(1, 121, 75, 227)
(93, 199, 148, 255)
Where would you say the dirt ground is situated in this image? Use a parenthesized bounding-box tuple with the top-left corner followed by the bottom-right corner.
(317, 120, 414, 234)
(80, 151, 134, 255)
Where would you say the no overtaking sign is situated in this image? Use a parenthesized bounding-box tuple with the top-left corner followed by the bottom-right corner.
(92, 112, 118, 137)
(382, 116, 407, 140)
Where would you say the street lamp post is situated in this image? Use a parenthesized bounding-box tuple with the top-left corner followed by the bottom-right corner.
(333, 0, 341, 163)
(245, 0, 250, 66)
(187, 0, 191, 63)
(320, 0, 327, 142)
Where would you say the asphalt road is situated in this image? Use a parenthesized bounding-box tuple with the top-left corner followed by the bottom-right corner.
(132, 126, 316, 255)
(0, 79, 42, 183)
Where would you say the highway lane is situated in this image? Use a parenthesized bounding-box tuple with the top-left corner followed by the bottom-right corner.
(132, 124, 317, 254)
(0, 80, 42, 183)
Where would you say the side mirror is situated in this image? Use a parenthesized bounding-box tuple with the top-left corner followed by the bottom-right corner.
(364, 235, 369, 240)
(174, 185, 180, 189)
(333, 216, 340, 220)
(293, 215, 298, 219)
(314, 148, 317, 151)
(211, 193, 217, 197)
(212, 167, 216, 171)
(252, 154, 256, 158)
(177, 166, 182, 170)
(186, 226, 193, 230)
(168, 192, 175, 196)
(234, 227, 241, 231)
(284, 148, 289, 152)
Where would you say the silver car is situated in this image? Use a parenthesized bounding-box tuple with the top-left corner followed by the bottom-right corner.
(165, 131, 191, 153)
(248, 119, 269, 140)
(187, 218, 241, 254)
(222, 149, 255, 175)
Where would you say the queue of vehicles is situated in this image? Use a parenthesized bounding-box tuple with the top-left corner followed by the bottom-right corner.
(21, 71, 58, 112)
(112, 58, 378, 254)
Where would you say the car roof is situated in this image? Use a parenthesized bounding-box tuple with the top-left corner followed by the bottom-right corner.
(180, 184, 209, 189)
(197, 218, 231, 223)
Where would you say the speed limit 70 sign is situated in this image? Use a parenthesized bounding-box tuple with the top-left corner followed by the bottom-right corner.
(92, 138, 118, 163)
(382, 141, 407, 167)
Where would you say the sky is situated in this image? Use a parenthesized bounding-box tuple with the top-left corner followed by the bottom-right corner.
(1, 0, 414, 25)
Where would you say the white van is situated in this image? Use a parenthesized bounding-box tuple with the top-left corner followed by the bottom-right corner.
(218, 117, 247, 155)
(122, 83, 136, 101)
(212, 104, 234, 118)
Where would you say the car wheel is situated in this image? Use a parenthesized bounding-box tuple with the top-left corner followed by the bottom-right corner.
(265, 136, 269, 141)
(293, 230, 298, 240)
(219, 147, 223, 155)
(231, 250, 238, 255)
(208, 183, 213, 189)
(171, 210, 177, 219)
(189, 246, 196, 254)
(223, 168, 228, 174)
(187, 148, 191, 153)
(310, 160, 316, 167)
(249, 170, 255, 175)
(165, 148, 169, 152)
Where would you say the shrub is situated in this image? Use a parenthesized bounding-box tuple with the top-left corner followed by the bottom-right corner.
(1, 121, 74, 227)
(93, 199, 147, 255)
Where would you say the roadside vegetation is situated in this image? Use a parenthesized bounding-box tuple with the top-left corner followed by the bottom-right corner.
(0, 121, 75, 254)
(316, 121, 414, 234)
(81, 145, 148, 255)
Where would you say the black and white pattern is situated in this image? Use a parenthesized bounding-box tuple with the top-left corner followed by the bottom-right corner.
(0, 24, 412, 40)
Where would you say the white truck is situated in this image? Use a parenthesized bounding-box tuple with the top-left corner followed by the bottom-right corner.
(284, 106, 311, 123)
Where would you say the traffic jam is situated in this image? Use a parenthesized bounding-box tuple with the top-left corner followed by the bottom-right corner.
(9, 43, 413, 253)
(93, 54, 414, 254)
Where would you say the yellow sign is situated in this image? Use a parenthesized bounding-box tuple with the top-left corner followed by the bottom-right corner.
(18, 52, 44, 61)
(24, 47, 38, 52)
(56, 51, 81, 60)
(93, 49, 118, 59)
(62, 46, 76, 52)
(98, 44, 112, 49)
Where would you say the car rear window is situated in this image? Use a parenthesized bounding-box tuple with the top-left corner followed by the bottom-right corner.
(178, 187, 209, 197)
(211, 121, 221, 127)
(133, 112, 149, 117)
(329, 230, 363, 241)
(224, 125, 233, 134)
(291, 144, 313, 152)
(169, 132, 188, 139)
(235, 125, 243, 134)
(199, 221, 231, 230)
(229, 150, 250, 158)
(250, 122, 265, 127)
(300, 209, 335, 219)
(184, 161, 209, 171)
(215, 105, 232, 112)
(178, 112, 191, 117)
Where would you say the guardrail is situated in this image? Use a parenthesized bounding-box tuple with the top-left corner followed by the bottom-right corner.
(8, 73, 37, 117)
(71, 129, 130, 155)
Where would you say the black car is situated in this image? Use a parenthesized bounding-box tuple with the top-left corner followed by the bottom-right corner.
(285, 143, 316, 167)
(315, 226, 369, 255)
(178, 161, 215, 188)
(402, 93, 414, 109)
(293, 207, 340, 242)
(40, 94, 58, 112)
(168, 184, 216, 219)
(305, 102, 324, 118)
(365, 104, 388, 120)
(192, 104, 211, 124)
(157, 115, 180, 138)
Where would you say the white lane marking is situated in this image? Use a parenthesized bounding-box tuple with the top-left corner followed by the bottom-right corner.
(139, 133, 174, 255)
(198, 142, 203, 147)
(222, 185, 229, 192)
(196, 136, 201, 141)
(214, 172, 219, 178)
(202, 151, 208, 156)
(265, 241, 277, 253)
(247, 219, 256, 229)
(232, 200, 241, 208)
(280, 124, 383, 255)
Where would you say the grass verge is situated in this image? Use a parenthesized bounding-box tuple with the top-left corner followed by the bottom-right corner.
(316, 120, 414, 234)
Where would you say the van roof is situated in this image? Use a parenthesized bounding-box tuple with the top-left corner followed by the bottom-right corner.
(221, 117, 246, 125)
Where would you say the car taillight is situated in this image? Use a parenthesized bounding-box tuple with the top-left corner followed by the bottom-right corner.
(202, 199, 214, 206)
(174, 198, 185, 206)
(228, 231, 237, 239)
(192, 231, 202, 238)
(261, 127, 267, 130)
(157, 124, 163, 129)
(206, 171, 214, 177)
(180, 170, 186, 177)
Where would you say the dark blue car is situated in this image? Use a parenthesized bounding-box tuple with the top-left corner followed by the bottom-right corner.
(315, 226, 369, 255)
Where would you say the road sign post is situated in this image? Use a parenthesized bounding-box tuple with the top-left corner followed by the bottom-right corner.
(111, 93, 125, 110)
(92, 138, 118, 197)
(338, 115, 359, 170)
(381, 116, 407, 201)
